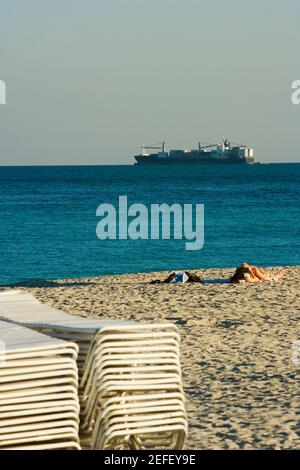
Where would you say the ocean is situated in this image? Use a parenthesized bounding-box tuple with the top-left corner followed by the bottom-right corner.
(0, 163, 299, 285)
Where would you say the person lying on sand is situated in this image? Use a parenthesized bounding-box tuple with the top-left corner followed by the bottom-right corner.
(230, 263, 285, 283)
(150, 264, 285, 285)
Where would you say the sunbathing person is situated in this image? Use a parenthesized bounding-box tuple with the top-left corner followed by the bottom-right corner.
(230, 263, 285, 283)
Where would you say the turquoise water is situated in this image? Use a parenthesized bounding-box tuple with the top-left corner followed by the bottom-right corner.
(0, 164, 299, 285)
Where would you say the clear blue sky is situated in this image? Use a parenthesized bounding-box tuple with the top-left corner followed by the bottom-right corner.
(1, 0, 300, 164)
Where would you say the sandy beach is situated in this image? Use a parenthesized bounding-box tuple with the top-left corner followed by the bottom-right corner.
(16, 266, 300, 450)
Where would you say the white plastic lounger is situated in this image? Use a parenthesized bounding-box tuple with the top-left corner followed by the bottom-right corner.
(0, 291, 187, 450)
(0, 320, 81, 450)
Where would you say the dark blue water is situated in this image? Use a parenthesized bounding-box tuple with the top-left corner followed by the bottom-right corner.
(0, 164, 299, 285)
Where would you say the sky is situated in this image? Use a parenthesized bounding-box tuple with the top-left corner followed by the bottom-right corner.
(0, 0, 300, 165)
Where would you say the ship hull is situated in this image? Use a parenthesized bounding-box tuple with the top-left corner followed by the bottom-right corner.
(134, 156, 253, 165)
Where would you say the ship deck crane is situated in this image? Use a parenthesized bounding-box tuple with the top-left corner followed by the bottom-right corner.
(198, 142, 218, 150)
(142, 142, 165, 155)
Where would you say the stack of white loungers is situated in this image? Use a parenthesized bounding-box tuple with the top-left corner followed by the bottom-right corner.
(81, 323, 187, 449)
(0, 320, 80, 450)
(0, 291, 187, 450)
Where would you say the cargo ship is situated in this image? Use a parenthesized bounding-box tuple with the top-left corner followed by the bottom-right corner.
(134, 139, 255, 165)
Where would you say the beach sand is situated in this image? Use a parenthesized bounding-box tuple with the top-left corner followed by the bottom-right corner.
(21, 266, 299, 450)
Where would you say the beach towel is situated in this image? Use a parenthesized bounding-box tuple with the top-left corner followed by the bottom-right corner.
(201, 278, 231, 285)
(169, 272, 189, 284)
